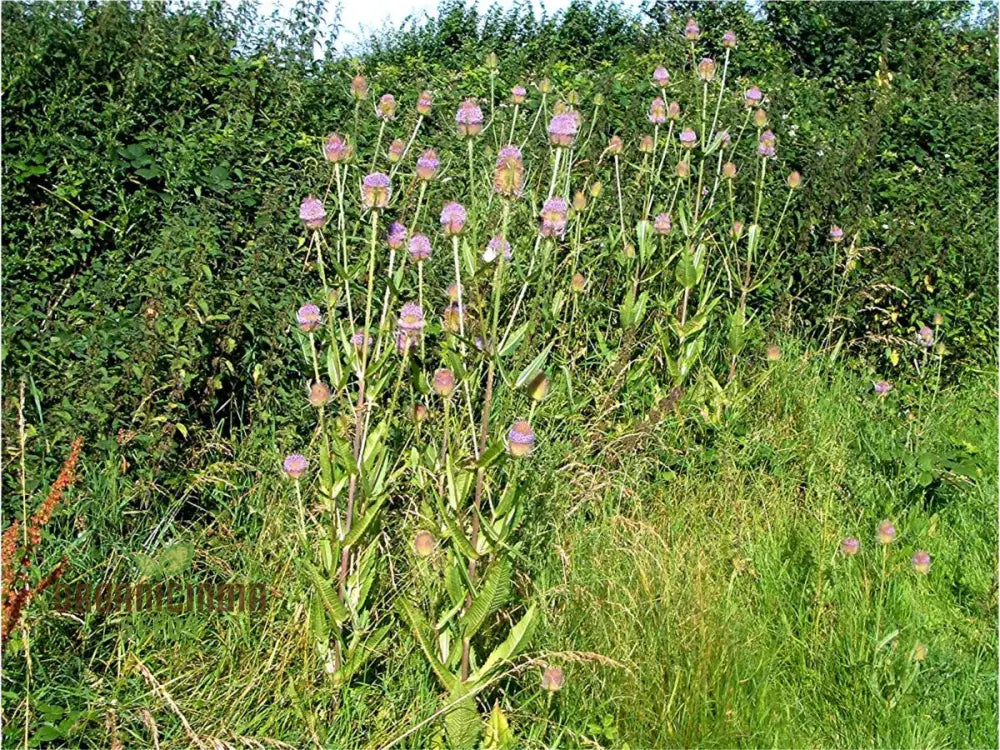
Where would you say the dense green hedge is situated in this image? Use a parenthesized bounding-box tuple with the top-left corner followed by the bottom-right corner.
(2, 0, 996, 476)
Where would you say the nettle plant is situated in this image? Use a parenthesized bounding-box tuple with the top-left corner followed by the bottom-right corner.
(280, 18, 803, 745)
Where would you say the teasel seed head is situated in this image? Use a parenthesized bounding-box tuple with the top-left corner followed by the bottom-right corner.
(877, 520, 897, 545)
(432, 369, 456, 398)
(841, 537, 860, 556)
(308, 382, 331, 408)
(283, 454, 308, 480)
(296, 303, 322, 333)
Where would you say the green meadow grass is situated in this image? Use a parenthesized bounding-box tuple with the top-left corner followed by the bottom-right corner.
(3, 349, 995, 748)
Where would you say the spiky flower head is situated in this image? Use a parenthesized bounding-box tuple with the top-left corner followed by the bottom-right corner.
(648, 97, 667, 124)
(877, 520, 897, 545)
(548, 111, 579, 147)
(511, 85, 527, 104)
(351, 329, 370, 350)
(408, 233, 432, 262)
(684, 17, 700, 40)
(413, 530, 436, 557)
(388, 138, 405, 163)
(540, 196, 569, 238)
(387, 221, 407, 249)
(590, 181, 603, 198)
(912, 643, 928, 662)
(483, 234, 512, 263)
(456, 99, 484, 138)
(933, 312, 944, 326)
(447, 282, 463, 302)
(713, 130, 732, 149)
(507, 419, 536, 458)
(676, 160, 691, 178)
(745, 86, 763, 107)
(412, 403, 428, 422)
(758, 130, 776, 157)
(697, 57, 717, 82)
(639, 135, 654, 153)
(416, 90, 433, 116)
(395, 330, 415, 355)
(829, 225, 844, 243)
(874, 380, 892, 396)
(538, 78, 553, 94)
(283, 453, 308, 480)
(654, 213, 672, 235)
(297, 303, 322, 332)
(485, 51, 498, 69)
(607, 135, 624, 155)
(494, 145, 525, 198)
(787, 170, 802, 189)
(541, 665, 565, 692)
(731, 220, 744, 239)
(679, 128, 698, 149)
(571, 272, 586, 293)
(722, 29, 737, 48)
(397, 301, 425, 333)
(324, 133, 352, 163)
(442, 302, 464, 333)
(432, 368, 456, 398)
(841, 537, 860, 556)
(723, 161, 737, 179)
(361, 172, 391, 209)
(652, 66, 670, 87)
(667, 101, 681, 120)
(377, 93, 397, 120)
(765, 344, 782, 361)
(527, 372, 549, 401)
(440, 202, 467, 235)
(416, 149, 440, 181)
(916, 326, 934, 347)
(308, 382, 331, 408)
(350, 73, 368, 101)
(754, 108, 769, 128)
(912, 549, 931, 575)
(299, 195, 327, 229)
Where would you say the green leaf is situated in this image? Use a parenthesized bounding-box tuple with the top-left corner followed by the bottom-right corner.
(305, 562, 349, 625)
(395, 599, 456, 690)
(444, 681, 481, 750)
(441, 505, 479, 561)
(514, 342, 554, 389)
(460, 557, 512, 638)
(499, 322, 529, 358)
(475, 604, 538, 679)
(341, 495, 385, 547)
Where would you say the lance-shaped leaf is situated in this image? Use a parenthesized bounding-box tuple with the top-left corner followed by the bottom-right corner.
(460, 556, 512, 638)
(305, 562, 349, 625)
(441, 504, 479, 561)
(332, 624, 391, 689)
(474, 604, 538, 680)
(395, 598, 456, 691)
(444, 680, 481, 750)
(514, 342, 554, 389)
(341, 494, 386, 547)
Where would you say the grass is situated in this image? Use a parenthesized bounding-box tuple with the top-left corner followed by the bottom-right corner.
(2, 347, 995, 748)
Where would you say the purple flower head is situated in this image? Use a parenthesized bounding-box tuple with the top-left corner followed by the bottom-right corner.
(388, 138, 405, 163)
(350, 74, 368, 101)
(395, 330, 415, 355)
(387, 221, 408, 249)
(351, 329, 370, 349)
(446, 282, 463, 302)
(397, 301, 425, 333)
(841, 537, 860, 556)
(416, 89, 433, 116)
(722, 29, 737, 48)
(648, 97, 667, 125)
(874, 380, 892, 396)
(432, 368, 456, 398)
(654, 213, 672, 235)
(652, 66, 670, 87)
(456, 99, 484, 138)
(324, 133, 351, 163)
(829, 225, 844, 243)
(511, 85, 527, 104)
(758, 130, 776, 157)
(507, 419, 536, 458)
(916, 326, 934, 347)
(283, 453, 308, 480)
(299, 195, 327, 229)
(697, 57, 717, 82)
(442, 302, 463, 333)
(494, 145, 525, 198)
(548, 111, 579, 147)
(684, 17, 700, 40)
(296, 303, 322, 332)
(440, 202, 467, 236)
(745, 87, 763, 107)
(541, 665, 565, 691)
(540, 196, 569, 238)
(912, 550, 932, 575)
(361, 172, 391, 209)
(483, 234, 512, 262)
(408, 233, 432, 262)
(416, 149, 440, 181)
(377, 93, 397, 120)
(713, 129, 731, 148)
(877, 520, 897, 545)
(679, 128, 698, 148)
